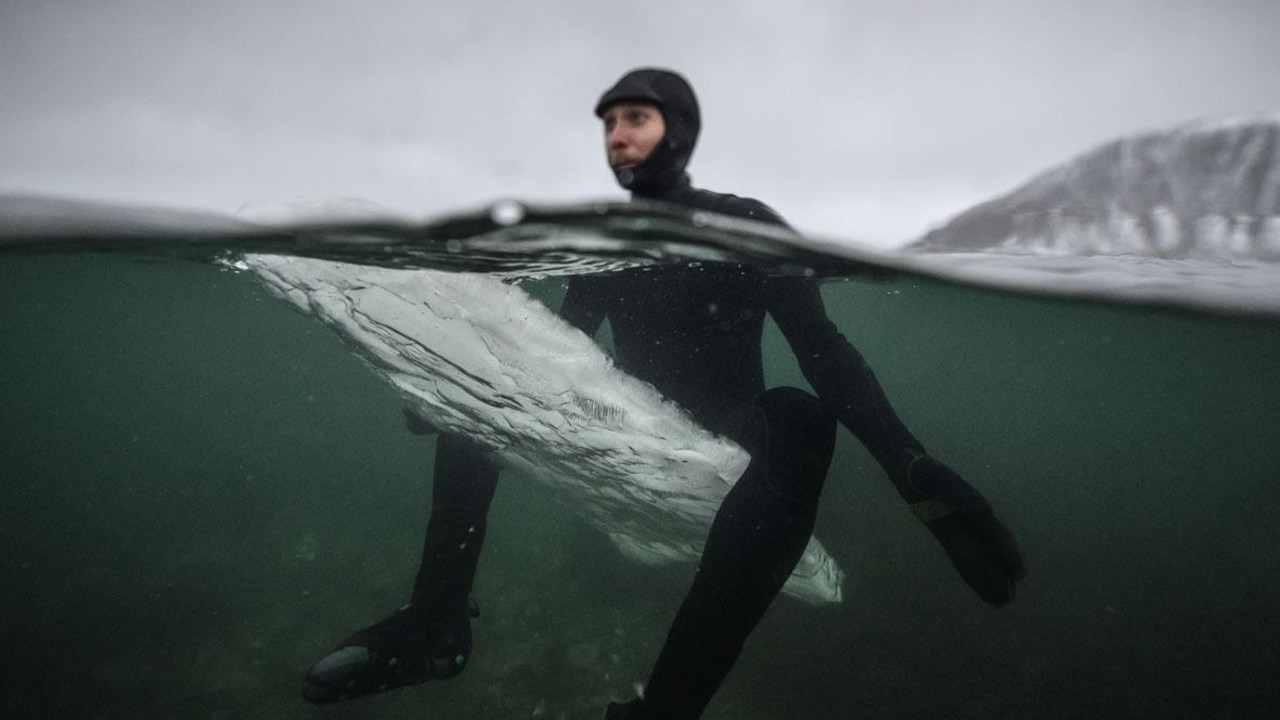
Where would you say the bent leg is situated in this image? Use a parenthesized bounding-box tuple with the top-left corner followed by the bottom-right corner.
(624, 387, 837, 720)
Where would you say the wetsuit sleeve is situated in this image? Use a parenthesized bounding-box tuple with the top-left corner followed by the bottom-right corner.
(558, 276, 608, 337)
(721, 194, 926, 478)
(766, 276, 926, 481)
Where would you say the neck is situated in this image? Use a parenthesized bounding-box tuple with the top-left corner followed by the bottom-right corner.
(629, 171, 692, 200)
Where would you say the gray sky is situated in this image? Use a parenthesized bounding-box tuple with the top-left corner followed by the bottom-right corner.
(3, 0, 1278, 248)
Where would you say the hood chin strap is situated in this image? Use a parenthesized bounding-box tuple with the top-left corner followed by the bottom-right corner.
(614, 166, 637, 189)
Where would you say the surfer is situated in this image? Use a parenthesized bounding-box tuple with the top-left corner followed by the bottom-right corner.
(301, 68, 1025, 719)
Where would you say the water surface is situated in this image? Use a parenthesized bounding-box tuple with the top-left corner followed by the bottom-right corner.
(1, 203, 1278, 719)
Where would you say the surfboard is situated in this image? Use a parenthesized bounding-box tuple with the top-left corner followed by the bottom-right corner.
(245, 253, 845, 604)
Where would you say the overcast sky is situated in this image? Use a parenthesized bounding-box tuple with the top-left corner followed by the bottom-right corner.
(2, 0, 1278, 248)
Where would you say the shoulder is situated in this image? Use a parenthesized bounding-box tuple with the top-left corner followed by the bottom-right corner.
(682, 187, 791, 228)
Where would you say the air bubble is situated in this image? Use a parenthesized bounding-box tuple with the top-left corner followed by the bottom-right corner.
(490, 199, 526, 226)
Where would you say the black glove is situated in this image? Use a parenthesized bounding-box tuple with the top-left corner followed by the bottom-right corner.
(901, 456, 1026, 606)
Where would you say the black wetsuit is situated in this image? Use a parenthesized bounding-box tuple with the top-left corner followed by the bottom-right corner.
(413, 176, 928, 720)
(559, 181, 921, 452)
(416, 74, 931, 718)
(306, 67, 1023, 720)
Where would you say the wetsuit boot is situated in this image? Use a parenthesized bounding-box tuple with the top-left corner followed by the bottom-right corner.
(608, 387, 836, 719)
(302, 433, 499, 703)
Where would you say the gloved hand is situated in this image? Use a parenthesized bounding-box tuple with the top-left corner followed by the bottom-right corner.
(901, 456, 1026, 606)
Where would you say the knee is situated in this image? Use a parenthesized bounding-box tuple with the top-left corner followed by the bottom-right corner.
(758, 387, 836, 452)
(756, 387, 836, 502)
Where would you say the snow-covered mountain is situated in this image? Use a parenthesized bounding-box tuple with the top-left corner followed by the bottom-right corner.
(910, 115, 1280, 261)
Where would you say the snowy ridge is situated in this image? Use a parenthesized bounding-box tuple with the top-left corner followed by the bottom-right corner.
(912, 114, 1280, 260)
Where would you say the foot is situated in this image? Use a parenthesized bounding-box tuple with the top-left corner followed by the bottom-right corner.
(301, 605, 473, 704)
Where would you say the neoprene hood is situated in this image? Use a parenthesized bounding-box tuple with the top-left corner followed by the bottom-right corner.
(595, 68, 700, 196)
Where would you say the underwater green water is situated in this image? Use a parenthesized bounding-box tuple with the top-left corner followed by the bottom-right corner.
(1, 255, 1277, 719)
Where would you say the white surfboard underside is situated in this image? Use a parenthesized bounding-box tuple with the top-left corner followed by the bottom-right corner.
(245, 254, 844, 604)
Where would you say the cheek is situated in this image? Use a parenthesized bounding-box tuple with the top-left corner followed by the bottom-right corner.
(643, 129, 665, 153)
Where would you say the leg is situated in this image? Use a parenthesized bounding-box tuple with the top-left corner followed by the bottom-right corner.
(412, 433, 501, 620)
(610, 387, 837, 719)
(302, 433, 499, 703)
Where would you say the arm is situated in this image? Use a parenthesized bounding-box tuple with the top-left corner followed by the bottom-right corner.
(755, 208, 1026, 605)
(766, 277, 926, 480)
(707, 195, 926, 477)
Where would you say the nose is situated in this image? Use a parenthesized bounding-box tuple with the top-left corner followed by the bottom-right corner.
(606, 125, 629, 149)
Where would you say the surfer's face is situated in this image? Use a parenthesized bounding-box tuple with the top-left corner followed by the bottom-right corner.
(602, 103, 665, 170)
